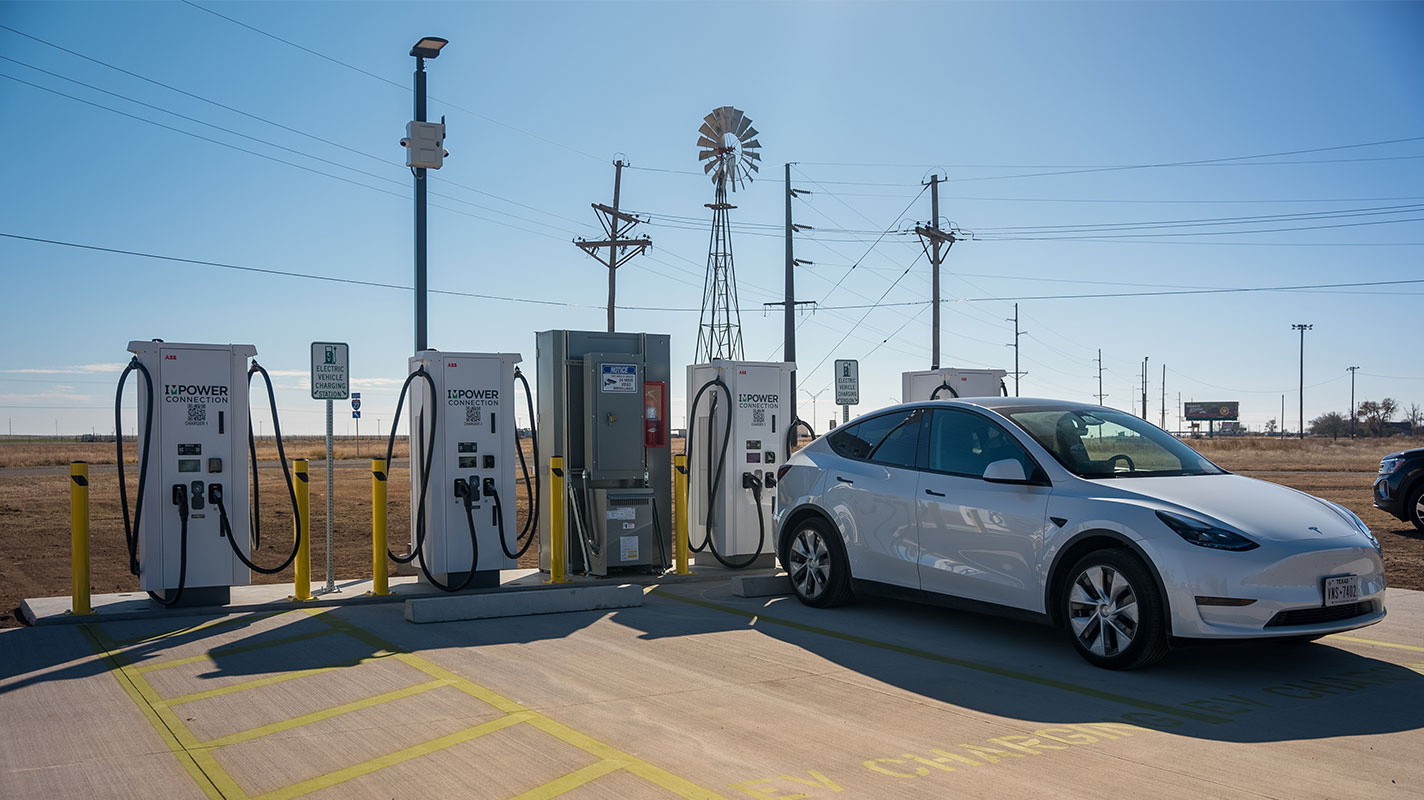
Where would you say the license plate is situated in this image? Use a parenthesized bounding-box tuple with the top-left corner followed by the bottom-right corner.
(1324, 575, 1360, 607)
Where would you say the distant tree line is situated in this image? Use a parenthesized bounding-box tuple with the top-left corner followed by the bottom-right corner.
(1309, 399, 1422, 439)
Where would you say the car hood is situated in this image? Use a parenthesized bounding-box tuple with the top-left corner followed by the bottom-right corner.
(1098, 474, 1360, 542)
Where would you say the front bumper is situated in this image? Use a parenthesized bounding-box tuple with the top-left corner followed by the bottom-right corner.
(1146, 536, 1387, 639)
(1374, 474, 1405, 520)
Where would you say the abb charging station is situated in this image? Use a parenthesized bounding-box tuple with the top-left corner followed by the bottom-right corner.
(686, 359, 795, 569)
(902, 368, 1008, 402)
(126, 340, 255, 604)
(406, 350, 522, 589)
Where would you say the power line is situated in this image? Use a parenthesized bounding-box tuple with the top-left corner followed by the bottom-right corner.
(178, 1, 605, 162)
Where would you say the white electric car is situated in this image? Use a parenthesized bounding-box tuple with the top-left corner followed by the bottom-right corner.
(773, 399, 1386, 669)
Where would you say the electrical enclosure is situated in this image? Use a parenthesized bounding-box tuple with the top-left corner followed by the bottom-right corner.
(902, 368, 1008, 402)
(409, 351, 520, 587)
(128, 340, 254, 600)
(536, 331, 671, 577)
(403, 121, 445, 169)
(686, 360, 795, 566)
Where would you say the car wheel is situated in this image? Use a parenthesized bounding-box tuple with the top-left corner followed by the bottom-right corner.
(1061, 549, 1168, 670)
(1408, 484, 1424, 533)
(786, 516, 853, 608)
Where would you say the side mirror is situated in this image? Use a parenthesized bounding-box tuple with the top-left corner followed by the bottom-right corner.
(983, 458, 1028, 484)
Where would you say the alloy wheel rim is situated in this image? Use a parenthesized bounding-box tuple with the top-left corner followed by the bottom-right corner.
(1068, 565, 1139, 657)
(1415, 493, 1424, 524)
(789, 528, 830, 599)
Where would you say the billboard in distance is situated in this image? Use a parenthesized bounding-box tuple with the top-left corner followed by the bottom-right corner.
(1184, 401, 1239, 421)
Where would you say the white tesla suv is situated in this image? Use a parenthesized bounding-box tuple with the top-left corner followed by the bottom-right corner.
(773, 399, 1386, 669)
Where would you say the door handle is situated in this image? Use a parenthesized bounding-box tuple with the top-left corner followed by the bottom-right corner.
(924, 488, 946, 497)
(835, 476, 854, 485)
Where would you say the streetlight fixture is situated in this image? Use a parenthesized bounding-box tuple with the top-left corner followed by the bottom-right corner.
(409, 36, 448, 353)
(1292, 323, 1312, 439)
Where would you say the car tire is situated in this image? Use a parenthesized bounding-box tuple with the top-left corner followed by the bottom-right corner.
(1061, 548, 1169, 670)
(1408, 484, 1424, 533)
(785, 516, 853, 608)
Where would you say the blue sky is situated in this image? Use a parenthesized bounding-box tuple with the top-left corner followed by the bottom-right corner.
(2, 0, 1421, 437)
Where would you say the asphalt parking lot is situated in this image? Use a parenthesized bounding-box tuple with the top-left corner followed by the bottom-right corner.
(3, 583, 1423, 799)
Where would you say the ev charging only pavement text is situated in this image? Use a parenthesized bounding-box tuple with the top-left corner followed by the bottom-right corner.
(3, 584, 1424, 799)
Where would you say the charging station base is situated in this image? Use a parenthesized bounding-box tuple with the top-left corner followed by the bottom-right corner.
(149, 586, 231, 608)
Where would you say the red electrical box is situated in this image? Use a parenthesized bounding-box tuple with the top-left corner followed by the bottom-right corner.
(644, 381, 667, 448)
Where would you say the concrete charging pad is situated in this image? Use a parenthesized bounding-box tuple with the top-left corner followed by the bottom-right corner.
(404, 583, 644, 623)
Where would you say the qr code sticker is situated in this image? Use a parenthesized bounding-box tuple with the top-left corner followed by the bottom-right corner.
(465, 406, 482, 427)
(752, 408, 766, 426)
(186, 404, 206, 426)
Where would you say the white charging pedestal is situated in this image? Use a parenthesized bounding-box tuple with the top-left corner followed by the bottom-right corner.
(686, 360, 795, 568)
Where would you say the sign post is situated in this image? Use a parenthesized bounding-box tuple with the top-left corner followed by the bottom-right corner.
(311, 342, 349, 595)
(835, 359, 859, 426)
(351, 392, 362, 457)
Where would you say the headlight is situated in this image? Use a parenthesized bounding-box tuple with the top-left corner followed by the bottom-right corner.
(1380, 457, 1404, 475)
(1324, 500, 1381, 555)
(1156, 510, 1259, 551)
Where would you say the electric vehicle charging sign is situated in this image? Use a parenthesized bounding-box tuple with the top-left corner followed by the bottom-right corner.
(311, 342, 350, 400)
(835, 359, 859, 405)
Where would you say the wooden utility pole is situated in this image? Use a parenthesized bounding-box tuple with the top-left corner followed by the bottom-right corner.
(575, 159, 651, 332)
(916, 175, 957, 369)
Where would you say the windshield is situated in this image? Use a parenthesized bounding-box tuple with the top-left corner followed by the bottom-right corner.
(1005, 407, 1225, 479)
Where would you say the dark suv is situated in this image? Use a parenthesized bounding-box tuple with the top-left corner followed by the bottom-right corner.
(1374, 448, 1424, 531)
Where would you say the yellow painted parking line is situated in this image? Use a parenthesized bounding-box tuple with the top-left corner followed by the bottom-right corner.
(509, 758, 623, 800)
(200, 679, 451, 749)
(249, 712, 533, 800)
(79, 625, 229, 800)
(302, 608, 726, 799)
(110, 611, 282, 648)
(164, 666, 343, 707)
(135, 628, 340, 673)
(1330, 634, 1424, 653)
(83, 624, 248, 799)
(650, 589, 1231, 725)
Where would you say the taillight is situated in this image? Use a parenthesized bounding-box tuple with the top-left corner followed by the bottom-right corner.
(776, 464, 791, 483)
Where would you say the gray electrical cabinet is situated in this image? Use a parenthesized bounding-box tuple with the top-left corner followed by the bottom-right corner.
(536, 331, 672, 576)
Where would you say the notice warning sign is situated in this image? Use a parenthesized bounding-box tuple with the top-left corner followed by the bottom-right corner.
(601, 363, 637, 393)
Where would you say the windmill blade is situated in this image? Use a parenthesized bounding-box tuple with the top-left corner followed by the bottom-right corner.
(741, 139, 762, 151)
(697, 135, 719, 150)
(708, 108, 728, 135)
(703, 159, 717, 174)
(743, 125, 758, 141)
(745, 158, 761, 173)
(725, 108, 745, 133)
(698, 149, 719, 162)
(742, 149, 762, 162)
(735, 115, 752, 138)
(700, 120, 721, 139)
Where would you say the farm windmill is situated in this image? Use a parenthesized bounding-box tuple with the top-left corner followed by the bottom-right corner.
(694, 106, 761, 362)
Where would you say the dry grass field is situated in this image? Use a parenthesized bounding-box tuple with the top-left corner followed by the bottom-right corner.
(0, 437, 409, 468)
(1, 435, 1419, 628)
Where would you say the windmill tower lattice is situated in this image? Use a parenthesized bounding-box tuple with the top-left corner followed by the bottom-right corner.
(695, 106, 761, 362)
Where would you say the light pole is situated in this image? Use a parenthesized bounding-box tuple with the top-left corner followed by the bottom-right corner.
(1348, 365, 1360, 439)
(410, 36, 448, 353)
(1292, 323, 1312, 439)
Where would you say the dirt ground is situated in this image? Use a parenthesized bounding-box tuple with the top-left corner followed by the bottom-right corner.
(1, 436, 1419, 628)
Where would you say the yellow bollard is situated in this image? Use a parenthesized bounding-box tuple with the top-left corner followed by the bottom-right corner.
(546, 457, 568, 584)
(673, 454, 691, 575)
(291, 459, 312, 601)
(370, 458, 389, 596)
(68, 461, 92, 616)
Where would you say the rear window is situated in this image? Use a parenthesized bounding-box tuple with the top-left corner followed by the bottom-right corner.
(828, 410, 923, 468)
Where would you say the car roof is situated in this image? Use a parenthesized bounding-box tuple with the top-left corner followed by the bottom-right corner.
(883, 397, 1107, 415)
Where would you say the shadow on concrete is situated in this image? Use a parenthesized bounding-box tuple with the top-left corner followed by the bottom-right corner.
(605, 586, 1424, 745)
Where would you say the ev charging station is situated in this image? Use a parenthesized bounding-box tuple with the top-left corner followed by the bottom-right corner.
(125, 340, 255, 605)
(536, 330, 672, 577)
(686, 360, 795, 569)
(405, 350, 522, 590)
(902, 367, 1008, 402)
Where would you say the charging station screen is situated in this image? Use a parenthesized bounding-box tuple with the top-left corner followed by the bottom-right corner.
(458, 456, 480, 469)
(178, 459, 201, 473)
